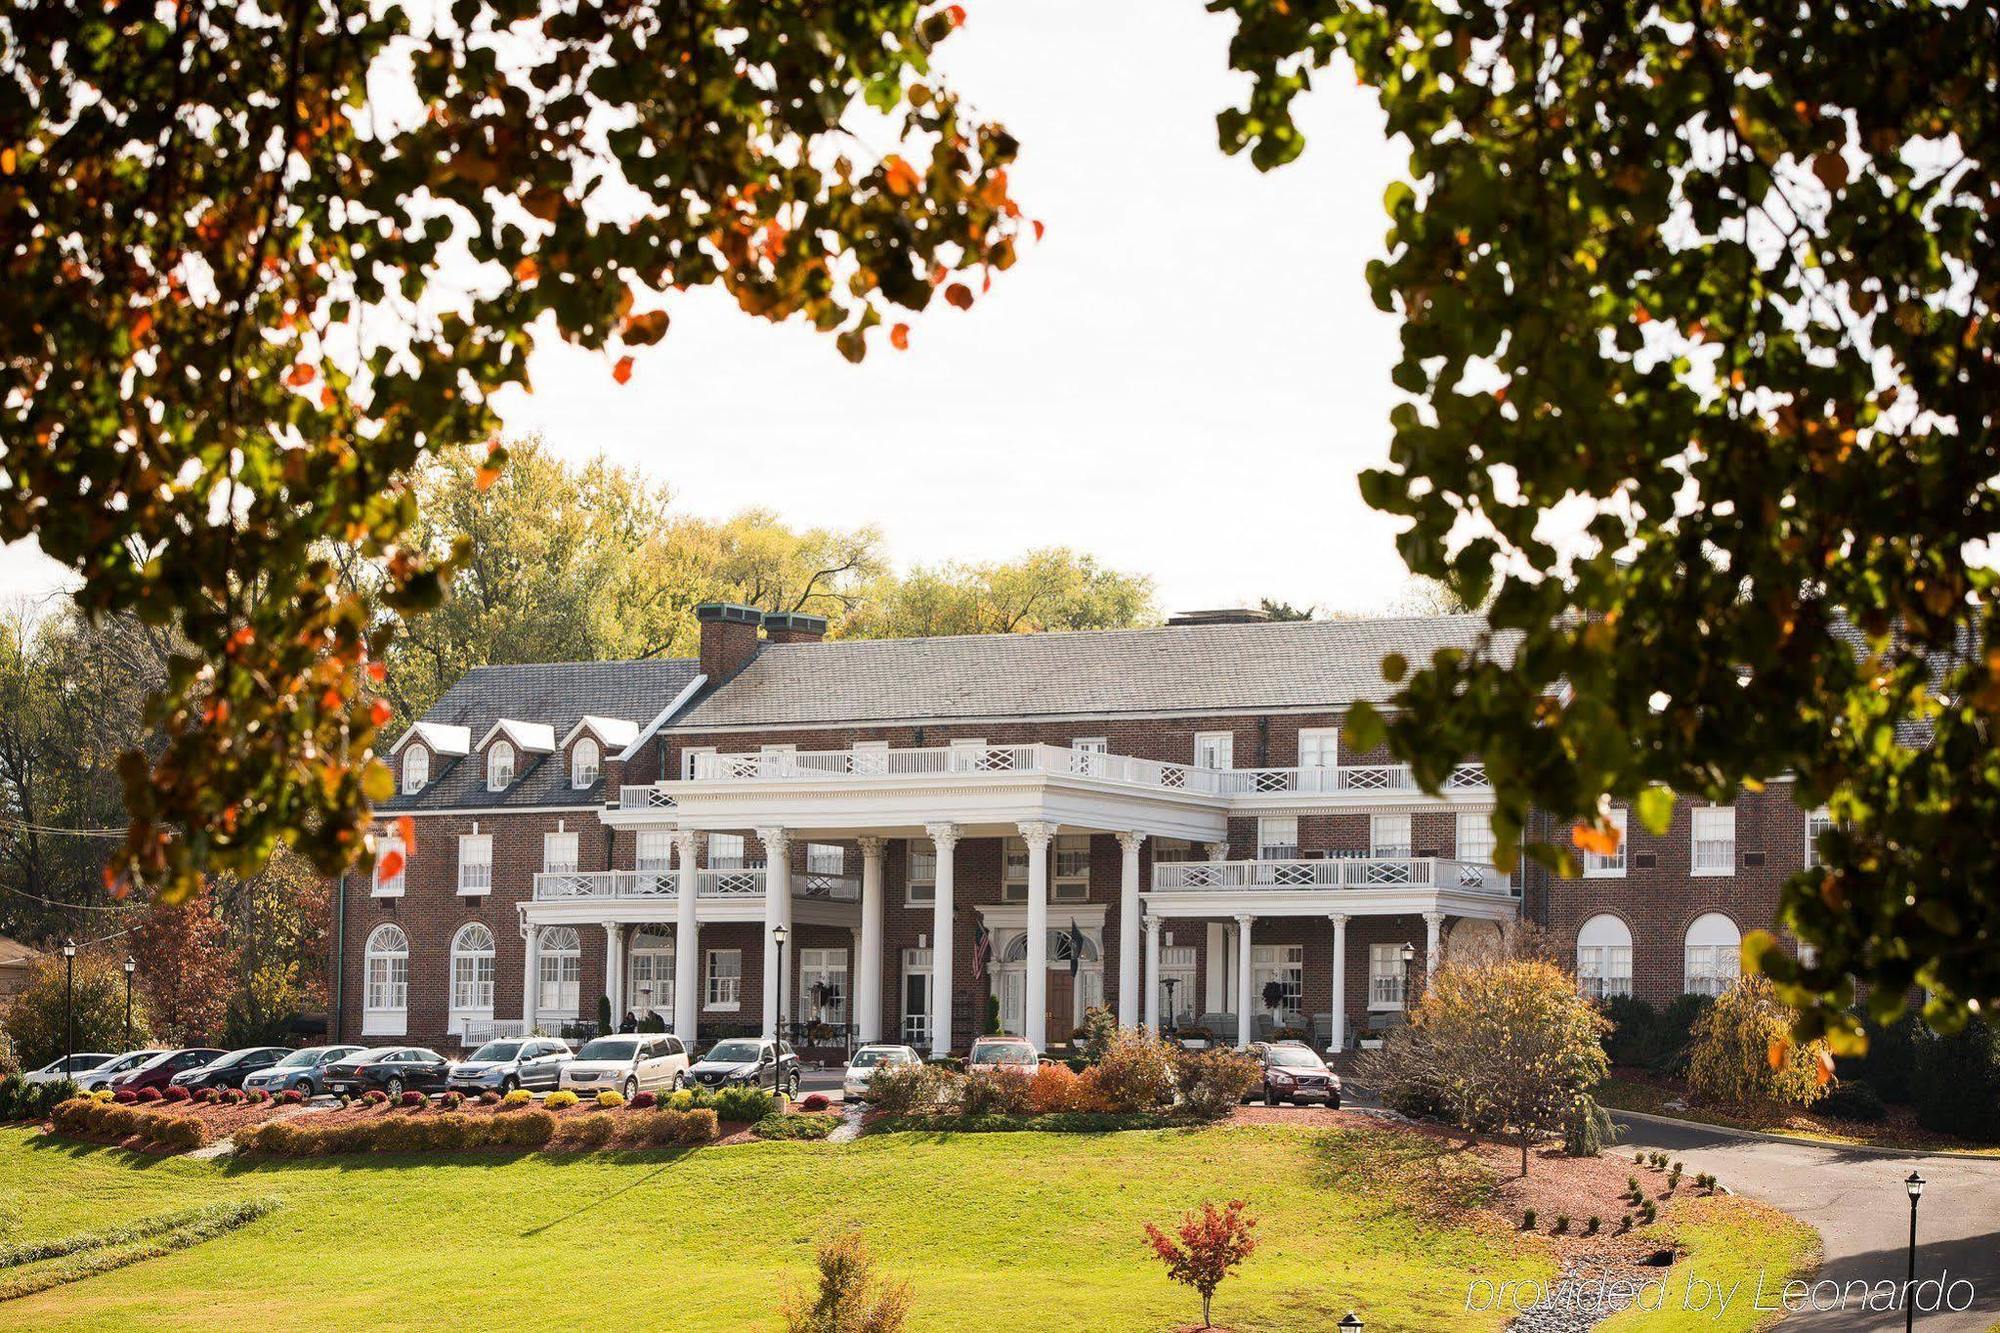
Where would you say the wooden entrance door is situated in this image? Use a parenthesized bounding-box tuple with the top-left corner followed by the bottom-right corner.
(1045, 970, 1074, 1045)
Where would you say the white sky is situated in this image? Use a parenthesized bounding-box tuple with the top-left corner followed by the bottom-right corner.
(1, 0, 1417, 617)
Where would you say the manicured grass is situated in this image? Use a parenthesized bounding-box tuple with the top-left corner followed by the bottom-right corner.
(1597, 1195, 1820, 1333)
(1597, 1075, 2000, 1156)
(2, 1123, 1551, 1329)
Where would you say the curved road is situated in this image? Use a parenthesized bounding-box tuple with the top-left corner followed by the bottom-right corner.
(1612, 1115, 2000, 1331)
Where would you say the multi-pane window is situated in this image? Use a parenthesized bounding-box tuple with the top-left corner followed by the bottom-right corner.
(707, 832, 747, 869)
(798, 947, 848, 1026)
(1805, 808, 1835, 869)
(402, 746, 429, 794)
(1370, 814, 1412, 859)
(1194, 731, 1234, 770)
(806, 842, 845, 876)
(1257, 817, 1299, 861)
(1297, 727, 1338, 772)
(457, 833, 493, 894)
(628, 927, 673, 1017)
(706, 949, 742, 1010)
(543, 831, 579, 875)
(1053, 835, 1091, 902)
(537, 927, 581, 1015)
(1684, 913, 1741, 996)
(571, 737, 600, 789)
(1457, 811, 1497, 866)
(636, 830, 674, 874)
(373, 835, 406, 897)
(1251, 944, 1304, 1022)
(1576, 914, 1633, 999)
(901, 948, 933, 1046)
(1159, 945, 1197, 1025)
(1582, 808, 1628, 877)
(680, 746, 716, 779)
(1369, 942, 1410, 1009)
(1691, 806, 1736, 875)
(450, 924, 496, 1015)
(364, 925, 409, 1024)
(1002, 838, 1030, 903)
(906, 841, 937, 905)
(488, 740, 515, 791)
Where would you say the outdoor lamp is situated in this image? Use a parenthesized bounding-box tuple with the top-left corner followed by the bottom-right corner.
(1338, 1314, 1363, 1333)
(772, 923, 788, 947)
(1906, 1171, 1925, 1201)
(1904, 1171, 1926, 1333)
(61, 938, 76, 960)
(123, 955, 135, 977)
(1398, 942, 1415, 967)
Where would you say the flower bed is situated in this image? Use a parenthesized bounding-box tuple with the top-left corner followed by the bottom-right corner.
(48, 1098, 212, 1153)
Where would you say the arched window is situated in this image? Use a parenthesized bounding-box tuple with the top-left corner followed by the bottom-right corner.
(537, 926, 581, 1016)
(571, 737, 601, 789)
(450, 924, 496, 1027)
(403, 746, 430, 794)
(1576, 915, 1632, 999)
(628, 927, 674, 1019)
(1684, 913, 1741, 997)
(488, 740, 515, 791)
(363, 925, 409, 1035)
(1000, 930, 1100, 964)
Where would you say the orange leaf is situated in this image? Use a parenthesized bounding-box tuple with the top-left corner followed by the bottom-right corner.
(375, 848, 405, 882)
(367, 660, 386, 683)
(320, 384, 336, 409)
(474, 466, 501, 492)
(1032, 219, 1046, 241)
(882, 155, 921, 197)
(285, 363, 316, 386)
(613, 355, 635, 385)
(130, 310, 154, 343)
(890, 323, 910, 351)
(946, 3, 966, 25)
(370, 697, 393, 727)
(1570, 821, 1622, 857)
(944, 283, 973, 311)
(320, 687, 343, 710)
(513, 255, 540, 283)
(1767, 1038, 1789, 1070)
(1814, 1047, 1835, 1085)
(398, 815, 415, 853)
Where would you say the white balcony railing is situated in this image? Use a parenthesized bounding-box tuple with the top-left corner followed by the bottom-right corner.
(1151, 856, 1514, 896)
(617, 785, 678, 810)
(1214, 763, 1489, 796)
(531, 869, 860, 903)
(684, 742, 1226, 795)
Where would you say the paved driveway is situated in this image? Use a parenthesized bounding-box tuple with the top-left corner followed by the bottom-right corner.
(1613, 1115, 2000, 1331)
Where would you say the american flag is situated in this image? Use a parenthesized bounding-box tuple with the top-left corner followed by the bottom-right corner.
(972, 920, 992, 980)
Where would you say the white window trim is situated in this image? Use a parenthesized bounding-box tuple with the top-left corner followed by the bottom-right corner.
(372, 836, 406, 899)
(707, 831, 747, 870)
(681, 746, 716, 780)
(363, 925, 409, 1036)
(571, 737, 601, 789)
(705, 948, 743, 1011)
(1691, 806, 1736, 877)
(636, 830, 674, 874)
(1194, 731, 1234, 770)
(402, 746, 429, 795)
(543, 829, 580, 875)
(1582, 808, 1628, 878)
(457, 832, 493, 896)
(1575, 914, 1633, 1000)
(1804, 807, 1834, 869)
(905, 840, 936, 907)
(1367, 942, 1409, 1012)
(449, 924, 497, 1026)
(1371, 813, 1412, 859)
(1683, 912, 1742, 996)
(1297, 727, 1339, 768)
(1257, 816, 1299, 861)
(1052, 833, 1090, 903)
(488, 740, 516, 792)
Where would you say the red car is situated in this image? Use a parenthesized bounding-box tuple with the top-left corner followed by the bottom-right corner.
(108, 1047, 225, 1094)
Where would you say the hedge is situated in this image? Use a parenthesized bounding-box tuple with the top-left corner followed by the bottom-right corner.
(752, 1111, 839, 1140)
(871, 1111, 1183, 1135)
(1911, 1019, 2000, 1140)
(48, 1098, 210, 1152)
(235, 1105, 720, 1157)
(0, 1074, 78, 1123)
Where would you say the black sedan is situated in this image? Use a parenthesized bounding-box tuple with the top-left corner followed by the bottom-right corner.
(322, 1047, 452, 1099)
(686, 1038, 800, 1098)
(170, 1046, 291, 1091)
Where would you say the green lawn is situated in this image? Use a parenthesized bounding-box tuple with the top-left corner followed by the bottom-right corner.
(2, 1123, 1551, 1330)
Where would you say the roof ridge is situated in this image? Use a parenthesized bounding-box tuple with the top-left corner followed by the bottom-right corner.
(767, 613, 1491, 652)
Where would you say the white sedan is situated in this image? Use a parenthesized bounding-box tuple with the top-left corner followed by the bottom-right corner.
(842, 1044, 921, 1102)
(24, 1053, 117, 1085)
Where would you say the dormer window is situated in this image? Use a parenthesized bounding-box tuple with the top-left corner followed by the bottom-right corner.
(571, 737, 600, 789)
(402, 746, 430, 795)
(489, 740, 515, 791)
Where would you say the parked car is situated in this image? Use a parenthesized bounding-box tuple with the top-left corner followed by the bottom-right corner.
(841, 1044, 920, 1102)
(171, 1046, 291, 1091)
(76, 1049, 166, 1092)
(966, 1036, 1039, 1071)
(23, 1053, 116, 1086)
(109, 1048, 226, 1094)
(321, 1047, 451, 1099)
(1250, 1040, 1341, 1108)
(449, 1037, 572, 1095)
(559, 1034, 689, 1100)
(242, 1045, 365, 1098)
(685, 1037, 800, 1097)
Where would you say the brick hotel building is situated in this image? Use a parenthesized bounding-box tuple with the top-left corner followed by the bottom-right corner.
(332, 604, 1822, 1057)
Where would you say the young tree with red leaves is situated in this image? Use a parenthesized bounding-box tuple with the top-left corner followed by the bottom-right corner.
(129, 882, 239, 1045)
(1143, 1199, 1259, 1330)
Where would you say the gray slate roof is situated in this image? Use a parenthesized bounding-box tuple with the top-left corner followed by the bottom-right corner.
(669, 615, 1509, 730)
(384, 658, 702, 811)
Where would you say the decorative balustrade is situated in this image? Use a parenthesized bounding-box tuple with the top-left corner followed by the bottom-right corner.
(530, 869, 860, 903)
(1214, 763, 1489, 795)
(684, 742, 1225, 795)
(617, 785, 679, 810)
(1151, 856, 1514, 896)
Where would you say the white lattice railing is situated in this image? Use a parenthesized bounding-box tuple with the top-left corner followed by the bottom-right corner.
(530, 868, 859, 903)
(684, 743, 1226, 795)
(1215, 762, 1489, 795)
(617, 784, 680, 810)
(1151, 857, 1514, 896)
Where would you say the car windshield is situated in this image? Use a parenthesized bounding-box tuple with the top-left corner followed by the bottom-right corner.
(848, 1050, 890, 1068)
(969, 1044, 1033, 1066)
(347, 1048, 396, 1064)
(106, 1052, 158, 1072)
(1267, 1048, 1321, 1068)
(469, 1042, 522, 1062)
(274, 1049, 321, 1067)
(210, 1050, 258, 1067)
(576, 1038, 640, 1061)
(705, 1041, 764, 1064)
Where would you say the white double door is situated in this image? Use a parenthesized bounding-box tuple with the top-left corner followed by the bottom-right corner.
(997, 963, 1102, 1039)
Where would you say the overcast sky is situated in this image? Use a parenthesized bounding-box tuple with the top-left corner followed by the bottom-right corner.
(1, 1, 1417, 618)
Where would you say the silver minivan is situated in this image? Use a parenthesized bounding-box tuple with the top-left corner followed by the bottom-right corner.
(558, 1034, 690, 1100)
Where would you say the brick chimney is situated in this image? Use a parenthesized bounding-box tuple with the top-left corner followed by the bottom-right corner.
(695, 602, 763, 680)
(761, 610, 828, 645)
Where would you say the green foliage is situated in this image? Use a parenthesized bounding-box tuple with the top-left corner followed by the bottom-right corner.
(5, 952, 151, 1069)
(0, 1074, 78, 1123)
(983, 993, 1004, 1038)
(782, 1228, 914, 1333)
(1687, 977, 1830, 1109)
(1840, 1012, 1923, 1103)
(754, 1111, 840, 1141)
(1602, 994, 1715, 1076)
(710, 1086, 777, 1124)
(960, 1068, 1035, 1118)
(1816, 1081, 1887, 1124)
(1171, 1047, 1263, 1122)
(1074, 1005, 1118, 1065)
(1911, 1019, 2000, 1141)
(1088, 1030, 1179, 1115)
(866, 1063, 965, 1118)
(1561, 1096, 1618, 1158)
(1212, 0, 2000, 1044)
(596, 994, 614, 1040)
(843, 549, 1155, 639)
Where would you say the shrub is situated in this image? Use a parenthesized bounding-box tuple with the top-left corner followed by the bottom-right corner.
(3, 952, 152, 1070)
(90, 1088, 114, 1103)
(961, 1067, 1035, 1117)
(1522, 1208, 1537, 1230)
(635, 1107, 720, 1147)
(479, 1090, 501, 1105)
(1586, 1216, 1601, 1235)
(545, 1090, 580, 1109)
(135, 1086, 161, 1103)
(781, 1228, 913, 1333)
(1075, 1005, 1118, 1064)
(163, 1084, 191, 1102)
(1171, 1048, 1261, 1122)
(1145, 1201, 1258, 1330)
(1687, 974, 1833, 1108)
(755, 1111, 839, 1140)
(596, 1090, 626, 1109)
(1561, 1096, 1619, 1157)
(559, 1111, 617, 1149)
(48, 1098, 210, 1152)
(1668, 1163, 1683, 1189)
(1601, 995, 1661, 1067)
(1911, 1019, 2000, 1140)
(1842, 1010, 1923, 1102)
(396, 1090, 425, 1109)
(4, 1073, 37, 1118)
(246, 1087, 270, 1104)
(438, 1090, 465, 1111)
(113, 1089, 138, 1104)
(492, 1108, 558, 1149)
(1026, 1062, 1081, 1114)
(866, 1064, 964, 1117)
(1620, 1213, 1633, 1232)
(1640, 1199, 1658, 1224)
(192, 1087, 216, 1104)
(1553, 1215, 1569, 1235)
(1091, 1030, 1178, 1114)
(712, 1085, 777, 1123)
(666, 1088, 697, 1112)
(639, 1010, 667, 1033)
(631, 1090, 658, 1109)
(279, 1088, 305, 1105)
(502, 1087, 532, 1106)
(799, 1092, 831, 1113)
(363, 1089, 388, 1105)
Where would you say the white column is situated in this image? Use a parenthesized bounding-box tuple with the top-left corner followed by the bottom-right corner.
(1020, 821, 1056, 1051)
(1143, 915, 1162, 1032)
(603, 922, 624, 1027)
(673, 830, 702, 1042)
(759, 827, 791, 1039)
(926, 823, 959, 1059)
(856, 837, 887, 1044)
(1328, 913, 1349, 1055)
(521, 923, 541, 1029)
(1235, 914, 1255, 1049)
(1117, 832, 1145, 1028)
(1424, 911, 1445, 978)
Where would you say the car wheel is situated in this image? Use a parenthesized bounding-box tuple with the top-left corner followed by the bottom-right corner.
(623, 1076, 638, 1101)
(386, 1077, 404, 1100)
(502, 1075, 519, 1095)
(671, 1071, 685, 1092)
(1264, 1087, 1279, 1107)
(785, 1070, 799, 1099)
(1328, 1097, 1342, 1111)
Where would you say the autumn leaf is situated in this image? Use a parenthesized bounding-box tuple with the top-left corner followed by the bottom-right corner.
(1767, 1037, 1789, 1070)
(1032, 219, 1046, 241)
(612, 355, 635, 384)
(944, 283, 973, 310)
(882, 155, 921, 197)
(374, 848, 405, 882)
(285, 363, 316, 386)
(890, 323, 910, 350)
(513, 256, 540, 283)
(370, 697, 392, 727)
(474, 465, 502, 491)
(398, 815, 416, 853)
(622, 309, 670, 346)
(367, 660, 386, 683)
(1570, 821, 1622, 857)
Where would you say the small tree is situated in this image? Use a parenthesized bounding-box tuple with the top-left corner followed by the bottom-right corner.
(1076, 1004, 1118, 1063)
(5, 952, 152, 1068)
(1144, 1200, 1259, 1329)
(130, 882, 237, 1045)
(1687, 976, 1831, 1110)
(1360, 958, 1610, 1175)
(782, 1228, 913, 1333)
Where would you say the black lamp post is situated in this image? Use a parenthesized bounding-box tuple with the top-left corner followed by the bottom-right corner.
(1398, 941, 1416, 1007)
(1338, 1313, 1363, 1333)
(772, 922, 790, 1062)
(122, 955, 136, 1049)
(1904, 1171, 1925, 1333)
(639, 983, 653, 1020)
(1162, 976, 1181, 1034)
(60, 939, 77, 1067)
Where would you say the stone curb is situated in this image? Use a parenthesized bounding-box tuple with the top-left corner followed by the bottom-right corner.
(1611, 1108, 1999, 1162)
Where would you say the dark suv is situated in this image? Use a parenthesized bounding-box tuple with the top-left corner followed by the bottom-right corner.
(171, 1046, 290, 1092)
(686, 1037, 800, 1098)
(1251, 1040, 1342, 1108)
